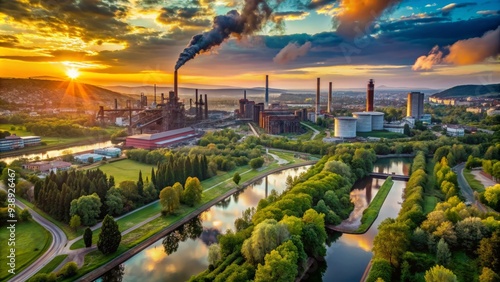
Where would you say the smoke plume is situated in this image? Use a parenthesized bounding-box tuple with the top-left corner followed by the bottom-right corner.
(412, 26, 500, 71)
(334, 0, 401, 38)
(175, 0, 275, 70)
(273, 41, 312, 64)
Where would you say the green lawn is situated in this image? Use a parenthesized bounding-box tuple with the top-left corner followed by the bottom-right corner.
(36, 254, 68, 274)
(356, 130, 407, 139)
(0, 220, 52, 281)
(423, 196, 439, 214)
(357, 177, 394, 233)
(463, 169, 485, 193)
(94, 159, 155, 184)
(269, 150, 306, 164)
(0, 124, 32, 136)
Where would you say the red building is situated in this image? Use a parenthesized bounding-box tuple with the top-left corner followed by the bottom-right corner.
(126, 127, 197, 149)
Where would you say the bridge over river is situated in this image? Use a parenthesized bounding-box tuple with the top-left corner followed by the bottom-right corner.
(370, 172, 409, 181)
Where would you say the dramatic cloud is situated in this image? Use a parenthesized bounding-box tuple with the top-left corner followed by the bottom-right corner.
(412, 26, 500, 70)
(477, 10, 500, 16)
(440, 2, 476, 16)
(334, 0, 402, 38)
(175, 0, 285, 70)
(273, 41, 312, 64)
(304, 0, 337, 9)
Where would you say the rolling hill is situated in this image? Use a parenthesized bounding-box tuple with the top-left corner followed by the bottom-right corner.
(0, 78, 132, 109)
(430, 83, 500, 98)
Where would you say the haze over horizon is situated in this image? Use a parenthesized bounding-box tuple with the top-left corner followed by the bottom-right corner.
(0, 0, 499, 90)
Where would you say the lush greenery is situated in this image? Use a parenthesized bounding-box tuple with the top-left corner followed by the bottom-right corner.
(191, 147, 378, 281)
(357, 177, 394, 233)
(368, 146, 500, 281)
(98, 215, 121, 254)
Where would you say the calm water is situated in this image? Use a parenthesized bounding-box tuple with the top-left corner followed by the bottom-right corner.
(98, 166, 311, 282)
(98, 158, 412, 282)
(0, 141, 113, 164)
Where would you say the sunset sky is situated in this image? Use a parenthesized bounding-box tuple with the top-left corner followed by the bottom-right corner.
(0, 0, 499, 90)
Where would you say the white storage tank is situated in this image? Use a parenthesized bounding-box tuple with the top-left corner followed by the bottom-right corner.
(370, 112, 385, 130)
(334, 117, 357, 138)
(352, 112, 372, 132)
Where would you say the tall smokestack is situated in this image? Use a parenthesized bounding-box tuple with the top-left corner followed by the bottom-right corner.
(154, 84, 157, 103)
(196, 89, 199, 119)
(161, 93, 164, 103)
(244, 90, 247, 100)
(114, 99, 117, 110)
(328, 82, 332, 114)
(316, 78, 320, 116)
(367, 79, 374, 112)
(265, 75, 269, 108)
(174, 70, 178, 98)
(204, 94, 208, 119)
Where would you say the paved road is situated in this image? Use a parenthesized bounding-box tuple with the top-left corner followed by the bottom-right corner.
(300, 122, 320, 140)
(454, 163, 487, 213)
(0, 183, 68, 282)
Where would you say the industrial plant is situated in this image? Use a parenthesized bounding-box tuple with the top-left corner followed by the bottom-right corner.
(333, 79, 386, 139)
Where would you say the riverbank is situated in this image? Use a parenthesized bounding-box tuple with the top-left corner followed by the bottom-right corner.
(76, 161, 317, 282)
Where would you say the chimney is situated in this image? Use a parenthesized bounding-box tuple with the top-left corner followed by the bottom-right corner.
(367, 79, 374, 112)
(114, 99, 117, 109)
(328, 82, 332, 114)
(265, 75, 269, 108)
(204, 94, 208, 119)
(244, 90, 247, 100)
(189, 98, 192, 109)
(154, 84, 157, 103)
(174, 70, 178, 98)
(316, 78, 320, 116)
(161, 93, 164, 103)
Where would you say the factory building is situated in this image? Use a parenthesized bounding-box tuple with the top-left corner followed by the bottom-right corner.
(259, 111, 302, 135)
(334, 117, 357, 138)
(0, 135, 41, 152)
(94, 147, 122, 158)
(369, 112, 385, 130)
(125, 127, 197, 149)
(236, 76, 305, 135)
(407, 92, 425, 120)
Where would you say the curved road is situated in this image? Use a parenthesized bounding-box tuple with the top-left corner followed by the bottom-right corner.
(0, 183, 67, 282)
(454, 163, 487, 213)
(300, 122, 320, 140)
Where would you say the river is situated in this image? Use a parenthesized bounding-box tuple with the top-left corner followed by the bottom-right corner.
(98, 158, 412, 282)
(0, 141, 113, 164)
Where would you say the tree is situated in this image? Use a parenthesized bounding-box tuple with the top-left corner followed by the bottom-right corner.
(233, 172, 241, 185)
(182, 177, 202, 207)
(208, 243, 221, 266)
(172, 182, 183, 199)
(373, 218, 410, 266)
(84, 227, 92, 247)
(436, 238, 451, 266)
(69, 214, 81, 230)
(404, 124, 411, 136)
(485, 184, 500, 210)
(479, 267, 500, 282)
(478, 231, 500, 273)
(249, 157, 265, 169)
(159, 186, 179, 214)
(69, 193, 102, 226)
(254, 240, 298, 282)
(105, 187, 123, 216)
(301, 209, 327, 258)
(57, 261, 78, 278)
(455, 217, 488, 253)
(241, 219, 290, 264)
(424, 265, 457, 282)
(97, 214, 121, 254)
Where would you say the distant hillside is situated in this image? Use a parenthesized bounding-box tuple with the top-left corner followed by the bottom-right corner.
(0, 78, 132, 109)
(431, 83, 500, 98)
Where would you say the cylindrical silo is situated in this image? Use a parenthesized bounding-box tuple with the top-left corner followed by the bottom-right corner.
(352, 112, 372, 132)
(334, 117, 357, 138)
(370, 112, 385, 130)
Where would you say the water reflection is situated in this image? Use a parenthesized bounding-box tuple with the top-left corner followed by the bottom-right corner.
(0, 141, 113, 164)
(100, 264, 124, 282)
(374, 158, 412, 176)
(98, 166, 310, 282)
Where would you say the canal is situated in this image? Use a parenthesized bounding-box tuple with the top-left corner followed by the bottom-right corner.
(98, 158, 412, 281)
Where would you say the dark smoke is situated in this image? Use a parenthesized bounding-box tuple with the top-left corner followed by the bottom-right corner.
(175, 0, 275, 70)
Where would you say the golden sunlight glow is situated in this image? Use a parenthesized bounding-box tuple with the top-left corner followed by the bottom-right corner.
(66, 68, 80, 79)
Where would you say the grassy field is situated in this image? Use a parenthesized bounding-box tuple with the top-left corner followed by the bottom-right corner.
(357, 177, 394, 233)
(423, 196, 439, 214)
(0, 220, 52, 281)
(356, 130, 407, 139)
(94, 159, 155, 184)
(18, 198, 80, 240)
(463, 169, 486, 193)
(36, 255, 68, 274)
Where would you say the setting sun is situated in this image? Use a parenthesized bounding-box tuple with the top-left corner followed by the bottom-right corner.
(66, 68, 80, 79)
